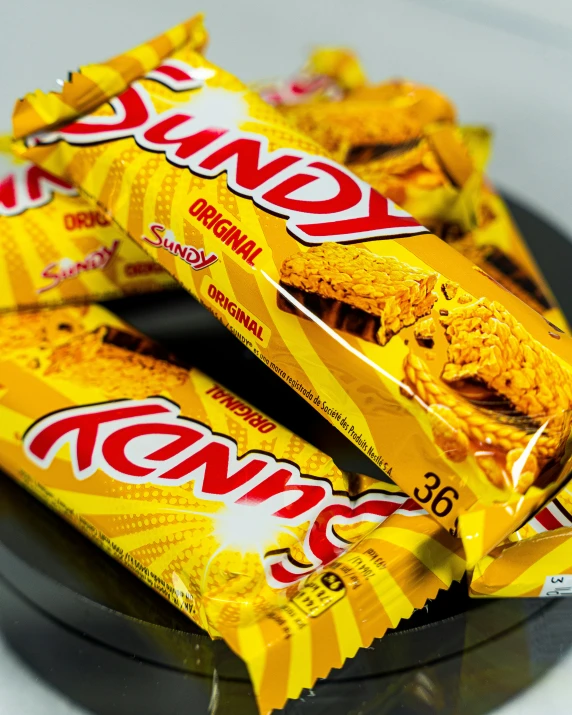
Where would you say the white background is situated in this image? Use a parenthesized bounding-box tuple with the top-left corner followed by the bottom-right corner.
(1, 0, 572, 712)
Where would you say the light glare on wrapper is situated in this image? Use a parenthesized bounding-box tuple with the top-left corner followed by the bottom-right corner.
(0, 302, 465, 714)
(12, 16, 572, 571)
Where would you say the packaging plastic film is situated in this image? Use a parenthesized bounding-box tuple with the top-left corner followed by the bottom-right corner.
(258, 49, 568, 330)
(470, 483, 572, 598)
(0, 136, 177, 310)
(0, 302, 465, 713)
(12, 17, 572, 565)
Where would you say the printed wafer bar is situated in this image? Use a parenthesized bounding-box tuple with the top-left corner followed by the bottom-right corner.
(14, 17, 572, 567)
(45, 325, 189, 398)
(279, 243, 438, 345)
(0, 302, 465, 714)
(440, 298, 572, 418)
(260, 51, 567, 329)
(276, 80, 455, 163)
(442, 235, 552, 315)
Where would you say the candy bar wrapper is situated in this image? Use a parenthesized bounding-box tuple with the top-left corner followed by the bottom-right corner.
(469, 481, 572, 597)
(13, 19, 572, 565)
(259, 51, 568, 332)
(0, 303, 465, 714)
(0, 136, 178, 310)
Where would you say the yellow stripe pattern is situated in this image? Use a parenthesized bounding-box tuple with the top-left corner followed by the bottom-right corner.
(0, 302, 464, 715)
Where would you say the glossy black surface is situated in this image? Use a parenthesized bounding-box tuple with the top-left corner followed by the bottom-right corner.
(0, 196, 572, 714)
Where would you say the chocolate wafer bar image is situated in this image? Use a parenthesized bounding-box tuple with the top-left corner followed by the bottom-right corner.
(0, 307, 85, 358)
(44, 325, 189, 400)
(442, 233, 552, 315)
(278, 243, 438, 346)
(279, 81, 454, 163)
(404, 296, 572, 493)
(440, 298, 572, 418)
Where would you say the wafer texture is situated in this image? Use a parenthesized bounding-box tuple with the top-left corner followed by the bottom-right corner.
(280, 243, 438, 344)
(260, 49, 567, 329)
(13, 17, 572, 571)
(0, 303, 464, 714)
(0, 137, 176, 311)
(441, 298, 572, 418)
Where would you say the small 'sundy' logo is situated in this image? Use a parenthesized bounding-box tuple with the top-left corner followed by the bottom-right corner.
(32, 59, 427, 245)
(23, 397, 422, 588)
(38, 239, 120, 293)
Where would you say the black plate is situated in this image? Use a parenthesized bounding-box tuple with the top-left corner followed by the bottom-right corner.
(1, 196, 572, 715)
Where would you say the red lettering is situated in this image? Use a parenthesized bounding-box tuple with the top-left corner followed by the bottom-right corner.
(237, 468, 325, 519)
(0, 174, 16, 212)
(224, 228, 247, 250)
(26, 165, 73, 202)
(247, 247, 262, 265)
(142, 114, 226, 161)
(25, 402, 171, 476)
(160, 441, 267, 491)
(102, 422, 203, 478)
(152, 63, 192, 83)
(24, 395, 423, 591)
(200, 206, 217, 226)
(173, 243, 188, 259)
(299, 188, 420, 239)
(219, 395, 243, 410)
(213, 218, 232, 238)
(35, 58, 425, 244)
(37, 263, 61, 293)
(146, 61, 210, 92)
(142, 223, 165, 247)
(247, 415, 267, 428)
(235, 239, 257, 260)
(199, 138, 301, 191)
(189, 197, 208, 216)
(124, 261, 164, 276)
(208, 212, 222, 229)
(61, 86, 151, 141)
(261, 161, 361, 216)
(258, 422, 276, 434)
(269, 495, 420, 585)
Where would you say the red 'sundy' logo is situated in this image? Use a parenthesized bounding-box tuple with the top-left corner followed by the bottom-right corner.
(31, 61, 427, 245)
(23, 398, 423, 588)
(38, 239, 120, 293)
(0, 163, 76, 217)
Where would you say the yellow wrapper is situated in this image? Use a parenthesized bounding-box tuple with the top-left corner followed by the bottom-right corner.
(469, 477, 572, 598)
(0, 302, 465, 713)
(470, 528, 572, 598)
(261, 49, 567, 331)
(13, 18, 572, 566)
(0, 137, 176, 309)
